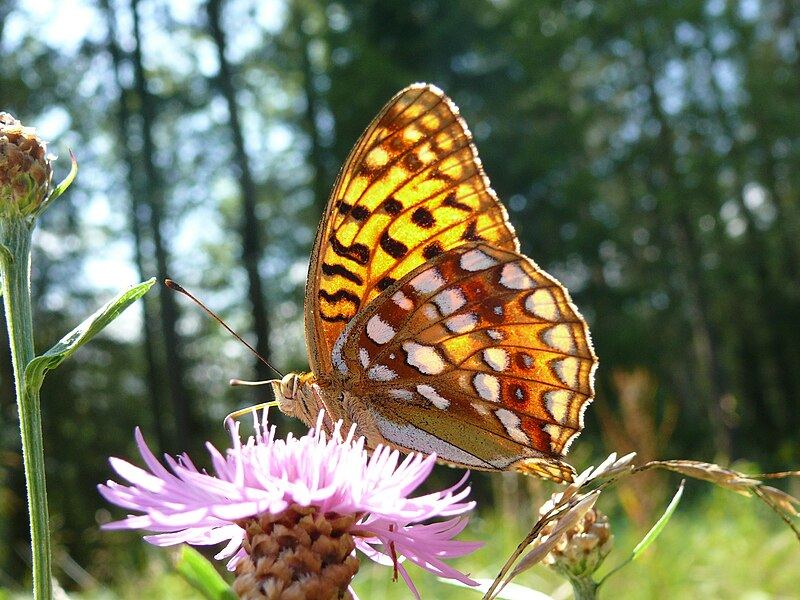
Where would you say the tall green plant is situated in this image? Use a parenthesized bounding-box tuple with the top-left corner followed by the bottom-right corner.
(0, 112, 154, 598)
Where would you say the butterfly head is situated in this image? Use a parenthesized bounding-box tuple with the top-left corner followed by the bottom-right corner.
(270, 371, 324, 428)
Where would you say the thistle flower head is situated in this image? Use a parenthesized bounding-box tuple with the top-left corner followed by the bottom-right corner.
(99, 410, 482, 599)
(539, 492, 613, 580)
(0, 112, 53, 219)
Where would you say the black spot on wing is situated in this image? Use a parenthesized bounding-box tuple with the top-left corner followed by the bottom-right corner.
(382, 197, 403, 215)
(321, 262, 363, 285)
(319, 288, 361, 311)
(377, 276, 396, 291)
(380, 231, 408, 259)
(351, 205, 371, 221)
(388, 136, 405, 152)
(335, 199, 352, 215)
(443, 192, 472, 212)
(378, 106, 405, 131)
(431, 168, 455, 183)
(330, 235, 370, 265)
(404, 153, 423, 172)
(319, 312, 351, 323)
(423, 241, 444, 260)
(411, 207, 435, 228)
(461, 220, 484, 242)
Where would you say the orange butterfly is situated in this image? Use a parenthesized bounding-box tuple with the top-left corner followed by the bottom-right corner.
(272, 84, 597, 482)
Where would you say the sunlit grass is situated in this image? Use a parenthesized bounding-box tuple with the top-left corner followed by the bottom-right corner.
(352, 484, 799, 599)
(594, 486, 799, 600)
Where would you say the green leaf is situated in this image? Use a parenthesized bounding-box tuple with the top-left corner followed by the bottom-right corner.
(24, 278, 155, 392)
(598, 480, 685, 587)
(176, 546, 237, 600)
(630, 479, 685, 559)
(36, 149, 78, 216)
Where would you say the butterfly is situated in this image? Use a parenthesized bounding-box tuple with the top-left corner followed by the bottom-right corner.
(271, 83, 597, 482)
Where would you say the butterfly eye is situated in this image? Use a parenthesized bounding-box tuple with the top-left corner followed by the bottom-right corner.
(288, 373, 300, 397)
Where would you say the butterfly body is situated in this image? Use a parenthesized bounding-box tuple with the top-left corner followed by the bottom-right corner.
(275, 84, 597, 482)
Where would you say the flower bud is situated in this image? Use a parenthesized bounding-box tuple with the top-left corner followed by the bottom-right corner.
(541, 497, 613, 580)
(0, 112, 53, 219)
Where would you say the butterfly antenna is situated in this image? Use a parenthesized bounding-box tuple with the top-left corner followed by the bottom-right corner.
(164, 279, 284, 378)
(225, 401, 280, 423)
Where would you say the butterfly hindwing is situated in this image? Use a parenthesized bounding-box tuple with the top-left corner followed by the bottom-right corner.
(337, 244, 595, 478)
(362, 399, 578, 481)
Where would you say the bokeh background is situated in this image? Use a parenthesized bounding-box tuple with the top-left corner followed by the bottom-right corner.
(1, 0, 798, 597)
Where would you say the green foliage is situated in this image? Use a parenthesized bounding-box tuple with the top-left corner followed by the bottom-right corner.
(175, 548, 237, 600)
(25, 279, 155, 394)
(597, 486, 800, 599)
(599, 480, 684, 587)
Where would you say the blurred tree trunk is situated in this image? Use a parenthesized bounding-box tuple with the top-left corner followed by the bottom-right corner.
(725, 2, 800, 442)
(702, 36, 789, 450)
(206, 0, 272, 383)
(750, 23, 800, 434)
(291, 0, 330, 214)
(775, 3, 800, 284)
(100, 0, 167, 452)
(639, 36, 732, 458)
(130, 0, 194, 451)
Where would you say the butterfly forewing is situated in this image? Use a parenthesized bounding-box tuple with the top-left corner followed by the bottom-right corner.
(307, 84, 518, 376)
(337, 244, 594, 477)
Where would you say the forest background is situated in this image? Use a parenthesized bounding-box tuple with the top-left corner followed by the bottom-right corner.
(1, 0, 798, 596)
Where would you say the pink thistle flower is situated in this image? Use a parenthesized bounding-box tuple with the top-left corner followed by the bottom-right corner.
(99, 410, 482, 599)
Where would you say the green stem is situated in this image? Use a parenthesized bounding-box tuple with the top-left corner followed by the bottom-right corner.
(568, 575, 599, 600)
(0, 217, 52, 599)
